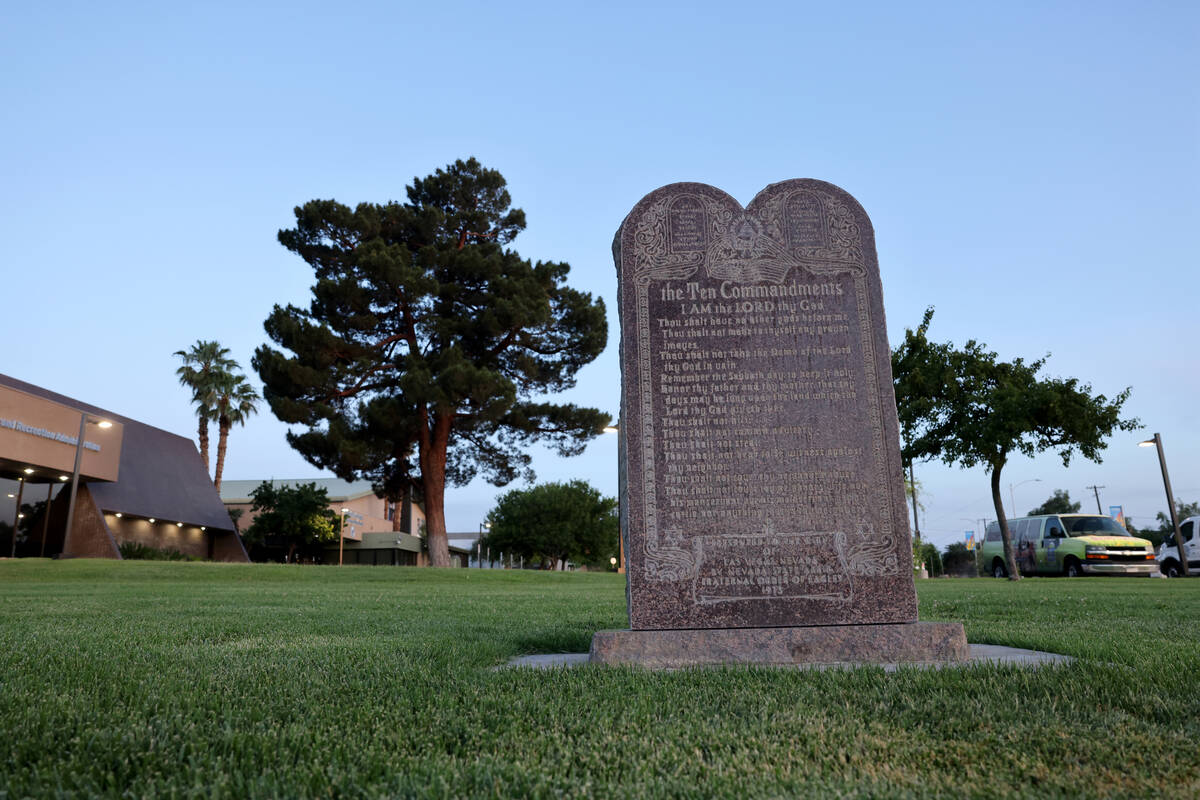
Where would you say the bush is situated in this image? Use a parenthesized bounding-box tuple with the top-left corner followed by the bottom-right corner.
(118, 542, 199, 561)
(941, 542, 976, 577)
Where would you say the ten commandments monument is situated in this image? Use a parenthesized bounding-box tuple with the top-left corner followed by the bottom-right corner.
(590, 179, 967, 667)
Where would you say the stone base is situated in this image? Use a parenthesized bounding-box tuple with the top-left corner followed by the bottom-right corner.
(589, 622, 968, 669)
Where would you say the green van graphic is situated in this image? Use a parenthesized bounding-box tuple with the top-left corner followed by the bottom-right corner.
(980, 515, 1155, 577)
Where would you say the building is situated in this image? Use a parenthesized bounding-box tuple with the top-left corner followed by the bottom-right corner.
(220, 478, 468, 566)
(0, 374, 247, 561)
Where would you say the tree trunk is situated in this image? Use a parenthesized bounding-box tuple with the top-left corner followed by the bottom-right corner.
(990, 462, 1021, 581)
(213, 417, 230, 494)
(420, 410, 453, 567)
(197, 416, 210, 475)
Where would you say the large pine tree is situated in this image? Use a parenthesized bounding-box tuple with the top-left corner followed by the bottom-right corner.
(254, 158, 609, 566)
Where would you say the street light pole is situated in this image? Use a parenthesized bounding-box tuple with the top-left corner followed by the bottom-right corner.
(1008, 478, 1042, 518)
(62, 413, 114, 555)
(1141, 433, 1188, 577)
(478, 521, 490, 568)
(909, 461, 921, 539)
(339, 507, 350, 565)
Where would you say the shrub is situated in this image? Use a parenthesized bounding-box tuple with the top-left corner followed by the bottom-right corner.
(118, 542, 199, 561)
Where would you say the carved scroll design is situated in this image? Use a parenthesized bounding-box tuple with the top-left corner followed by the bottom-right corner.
(703, 213, 804, 284)
(845, 525, 902, 577)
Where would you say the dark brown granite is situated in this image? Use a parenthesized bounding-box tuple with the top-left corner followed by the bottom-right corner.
(611, 180, 919, 631)
(590, 622, 969, 669)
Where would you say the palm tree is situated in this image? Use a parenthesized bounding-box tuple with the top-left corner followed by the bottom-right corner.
(211, 372, 260, 493)
(174, 341, 236, 473)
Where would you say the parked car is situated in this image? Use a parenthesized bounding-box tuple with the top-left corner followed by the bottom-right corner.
(980, 514, 1156, 577)
(1156, 515, 1200, 577)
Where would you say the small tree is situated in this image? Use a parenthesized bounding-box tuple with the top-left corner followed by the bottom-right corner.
(1146, 500, 1200, 548)
(912, 538, 943, 577)
(254, 158, 609, 567)
(1028, 489, 1082, 516)
(242, 482, 338, 563)
(893, 309, 1139, 580)
(480, 480, 617, 569)
(941, 542, 975, 577)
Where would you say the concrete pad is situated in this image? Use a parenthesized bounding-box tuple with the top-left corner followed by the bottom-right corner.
(501, 643, 1072, 671)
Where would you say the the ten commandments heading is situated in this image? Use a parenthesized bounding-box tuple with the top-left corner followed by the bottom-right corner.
(615, 180, 917, 630)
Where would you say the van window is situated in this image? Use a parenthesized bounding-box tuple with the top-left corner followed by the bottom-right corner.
(1044, 517, 1064, 538)
(986, 522, 1001, 542)
(1182, 520, 1195, 542)
(1026, 518, 1045, 541)
(1015, 519, 1033, 542)
(1063, 516, 1132, 537)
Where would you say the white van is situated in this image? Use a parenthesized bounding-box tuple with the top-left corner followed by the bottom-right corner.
(1157, 515, 1200, 577)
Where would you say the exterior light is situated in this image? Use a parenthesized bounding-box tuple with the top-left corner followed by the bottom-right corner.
(602, 425, 619, 434)
(176, 522, 183, 527)
(23, 468, 34, 474)
(59, 475, 69, 481)
(5, 494, 12, 498)
(200, 526, 206, 531)
(17, 513, 24, 519)
(1138, 439, 1156, 447)
(97, 420, 113, 429)
(341, 507, 350, 513)
(610, 556, 617, 565)
(114, 512, 122, 518)
(148, 518, 156, 524)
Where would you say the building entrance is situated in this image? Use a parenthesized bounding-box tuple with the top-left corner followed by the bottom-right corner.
(0, 473, 68, 558)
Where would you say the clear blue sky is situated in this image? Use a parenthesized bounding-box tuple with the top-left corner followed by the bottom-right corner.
(3, 2, 1196, 547)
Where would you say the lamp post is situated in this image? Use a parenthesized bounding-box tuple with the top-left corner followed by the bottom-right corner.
(602, 421, 625, 573)
(478, 521, 490, 568)
(62, 413, 113, 556)
(339, 507, 350, 565)
(1008, 478, 1042, 518)
(1140, 434, 1188, 577)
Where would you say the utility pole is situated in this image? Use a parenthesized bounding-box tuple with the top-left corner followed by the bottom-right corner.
(908, 461, 920, 540)
(1086, 485, 1105, 514)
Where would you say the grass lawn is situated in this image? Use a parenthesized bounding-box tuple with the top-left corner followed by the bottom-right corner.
(1, 560, 1198, 799)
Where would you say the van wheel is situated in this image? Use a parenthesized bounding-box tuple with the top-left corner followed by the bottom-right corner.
(1064, 558, 1083, 578)
(992, 560, 1007, 578)
(1164, 561, 1182, 578)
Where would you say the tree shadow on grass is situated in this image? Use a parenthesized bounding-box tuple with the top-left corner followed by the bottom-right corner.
(512, 629, 592, 655)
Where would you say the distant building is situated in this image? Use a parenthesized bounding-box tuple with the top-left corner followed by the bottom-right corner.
(220, 479, 467, 566)
(1, 373, 247, 562)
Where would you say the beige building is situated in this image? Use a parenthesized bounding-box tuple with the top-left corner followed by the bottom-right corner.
(219, 478, 464, 566)
(1, 374, 247, 562)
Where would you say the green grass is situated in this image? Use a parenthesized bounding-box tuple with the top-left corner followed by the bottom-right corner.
(1, 561, 1198, 799)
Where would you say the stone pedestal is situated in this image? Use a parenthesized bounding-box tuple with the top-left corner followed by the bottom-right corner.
(590, 622, 968, 669)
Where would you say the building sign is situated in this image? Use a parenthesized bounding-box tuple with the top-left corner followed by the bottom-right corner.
(0, 417, 103, 452)
(1109, 505, 1125, 526)
(0, 384, 123, 482)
